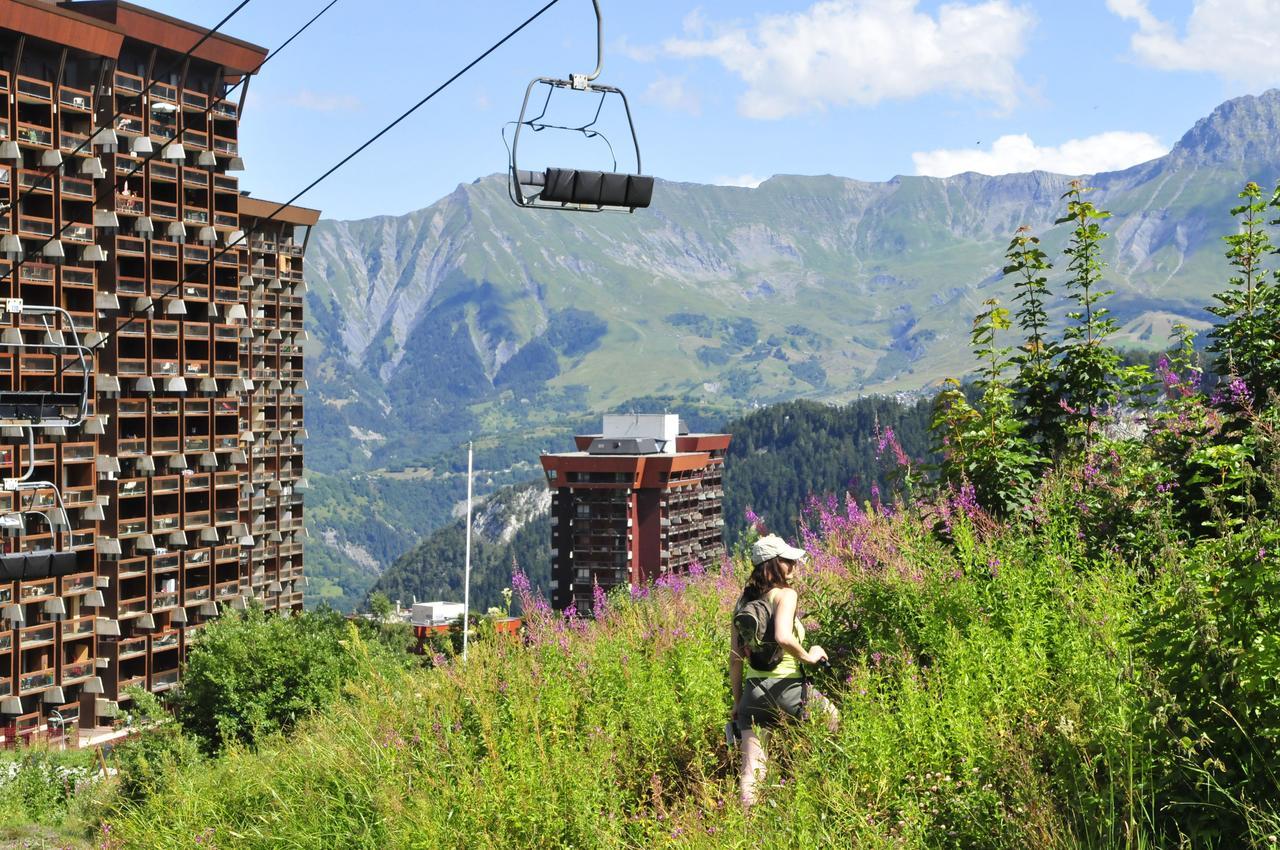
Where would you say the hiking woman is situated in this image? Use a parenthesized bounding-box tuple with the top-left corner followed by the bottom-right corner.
(729, 533, 839, 807)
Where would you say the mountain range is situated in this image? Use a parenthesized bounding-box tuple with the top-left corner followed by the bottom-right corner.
(300, 90, 1280, 609)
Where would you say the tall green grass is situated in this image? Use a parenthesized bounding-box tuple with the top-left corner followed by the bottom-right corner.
(95, 489, 1250, 850)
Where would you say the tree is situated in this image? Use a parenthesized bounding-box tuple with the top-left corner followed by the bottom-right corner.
(368, 591, 394, 623)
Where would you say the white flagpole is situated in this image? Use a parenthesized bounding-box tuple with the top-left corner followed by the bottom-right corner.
(462, 441, 473, 663)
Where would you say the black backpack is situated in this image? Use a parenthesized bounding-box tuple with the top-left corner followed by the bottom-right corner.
(733, 596, 783, 671)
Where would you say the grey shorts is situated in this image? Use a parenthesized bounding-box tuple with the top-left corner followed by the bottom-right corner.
(737, 677, 810, 729)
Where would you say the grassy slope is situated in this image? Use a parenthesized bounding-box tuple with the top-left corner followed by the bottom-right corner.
(105, 482, 1182, 849)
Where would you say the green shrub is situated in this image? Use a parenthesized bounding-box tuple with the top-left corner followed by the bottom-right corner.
(174, 605, 365, 753)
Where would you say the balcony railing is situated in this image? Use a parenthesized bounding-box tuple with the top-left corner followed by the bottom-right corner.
(61, 174, 94, 199)
(212, 136, 238, 155)
(152, 669, 180, 690)
(18, 169, 53, 194)
(63, 616, 94, 639)
(16, 76, 52, 102)
(19, 669, 54, 694)
(62, 659, 94, 682)
(19, 623, 56, 648)
(114, 71, 144, 95)
(59, 85, 92, 112)
(16, 124, 53, 146)
(184, 586, 211, 604)
(116, 194, 144, 215)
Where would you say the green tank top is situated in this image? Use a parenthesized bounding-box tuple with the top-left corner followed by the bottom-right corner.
(744, 594, 806, 680)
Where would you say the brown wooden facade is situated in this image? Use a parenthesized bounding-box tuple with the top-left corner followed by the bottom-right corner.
(0, 1, 310, 747)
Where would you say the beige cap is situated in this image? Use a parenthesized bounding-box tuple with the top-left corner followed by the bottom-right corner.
(750, 533, 807, 565)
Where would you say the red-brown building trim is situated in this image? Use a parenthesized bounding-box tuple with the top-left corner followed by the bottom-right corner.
(0, 0, 123, 56)
(60, 1, 267, 72)
(239, 196, 321, 227)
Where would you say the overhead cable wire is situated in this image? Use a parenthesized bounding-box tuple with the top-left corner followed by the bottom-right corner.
(98, 0, 566, 348)
(1, 0, 255, 283)
(112, 0, 341, 189)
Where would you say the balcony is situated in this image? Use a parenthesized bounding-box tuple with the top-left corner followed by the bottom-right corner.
(114, 71, 144, 95)
(21, 579, 55, 602)
(212, 136, 238, 156)
(62, 616, 94, 640)
(212, 99, 238, 120)
(118, 597, 148, 616)
(19, 623, 56, 649)
(59, 85, 92, 113)
(62, 659, 94, 683)
(183, 208, 210, 225)
(61, 174, 94, 199)
(182, 128, 209, 150)
(151, 81, 177, 104)
(18, 669, 54, 694)
(115, 193, 144, 216)
(60, 222, 93, 245)
(15, 76, 52, 103)
(152, 669, 180, 691)
(62, 267, 95, 288)
(114, 116, 143, 136)
(184, 585, 211, 604)
(182, 90, 208, 110)
(18, 169, 53, 194)
(16, 123, 53, 147)
(58, 129, 89, 153)
(153, 631, 180, 651)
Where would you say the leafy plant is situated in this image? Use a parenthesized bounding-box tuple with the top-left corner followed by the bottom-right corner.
(1055, 182, 1134, 444)
(1207, 181, 1280, 402)
(931, 299, 1041, 517)
(1005, 225, 1063, 452)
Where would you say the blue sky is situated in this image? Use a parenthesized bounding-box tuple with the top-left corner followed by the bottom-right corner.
(140, 0, 1280, 220)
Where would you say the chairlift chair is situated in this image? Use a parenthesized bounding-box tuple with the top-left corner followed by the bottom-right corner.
(0, 299, 91, 579)
(506, 0, 654, 212)
(0, 300, 91, 429)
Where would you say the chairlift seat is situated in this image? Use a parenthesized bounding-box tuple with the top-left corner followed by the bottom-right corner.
(0, 391, 84, 424)
(534, 168, 653, 209)
(0, 549, 79, 580)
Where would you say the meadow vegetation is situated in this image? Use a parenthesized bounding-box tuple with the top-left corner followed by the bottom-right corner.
(5, 180, 1280, 848)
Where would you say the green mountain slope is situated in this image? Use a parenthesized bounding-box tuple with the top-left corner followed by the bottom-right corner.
(303, 90, 1280, 606)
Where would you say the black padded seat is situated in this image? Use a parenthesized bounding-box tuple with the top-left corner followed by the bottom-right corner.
(541, 168, 654, 209)
(0, 550, 79, 580)
(0, 391, 82, 422)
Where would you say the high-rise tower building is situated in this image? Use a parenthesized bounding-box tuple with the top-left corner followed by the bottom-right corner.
(0, 1, 314, 746)
(539, 414, 731, 611)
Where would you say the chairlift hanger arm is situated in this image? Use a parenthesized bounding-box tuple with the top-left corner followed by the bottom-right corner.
(571, 0, 604, 89)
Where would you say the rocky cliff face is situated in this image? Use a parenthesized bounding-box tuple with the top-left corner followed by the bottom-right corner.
(301, 90, 1280, 476)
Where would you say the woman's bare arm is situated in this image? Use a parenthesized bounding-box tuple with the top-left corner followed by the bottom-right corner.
(771, 588, 824, 665)
(729, 628, 744, 711)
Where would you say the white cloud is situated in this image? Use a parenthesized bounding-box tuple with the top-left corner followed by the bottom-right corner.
(713, 173, 767, 188)
(615, 36, 658, 62)
(912, 131, 1169, 177)
(642, 75, 702, 115)
(1107, 0, 1280, 79)
(285, 90, 362, 112)
(664, 0, 1034, 119)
